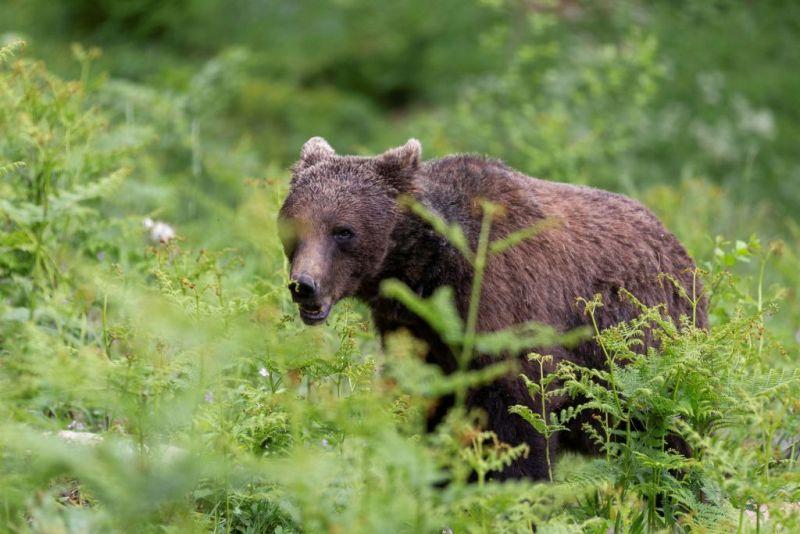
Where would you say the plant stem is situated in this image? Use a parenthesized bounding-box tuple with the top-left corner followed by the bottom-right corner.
(588, 306, 626, 429)
(538, 358, 553, 482)
(756, 248, 772, 358)
(102, 292, 111, 358)
(692, 267, 698, 327)
(457, 204, 493, 406)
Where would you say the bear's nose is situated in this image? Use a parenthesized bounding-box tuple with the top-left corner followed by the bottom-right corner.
(289, 273, 318, 300)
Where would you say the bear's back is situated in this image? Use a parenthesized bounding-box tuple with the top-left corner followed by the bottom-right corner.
(418, 154, 705, 341)
(421, 154, 665, 241)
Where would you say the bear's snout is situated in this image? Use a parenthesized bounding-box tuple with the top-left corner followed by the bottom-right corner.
(288, 272, 331, 325)
(289, 273, 318, 301)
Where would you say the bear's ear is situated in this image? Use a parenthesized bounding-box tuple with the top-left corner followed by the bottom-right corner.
(375, 139, 421, 192)
(296, 136, 336, 170)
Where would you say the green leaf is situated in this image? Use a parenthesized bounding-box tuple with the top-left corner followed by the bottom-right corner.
(380, 280, 464, 346)
(509, 404, 548, 434)
(400, 196, 473, 262)
(0, 161, 25, 177)
(474, 322, 588, 356)
(488, 217, 559, 256)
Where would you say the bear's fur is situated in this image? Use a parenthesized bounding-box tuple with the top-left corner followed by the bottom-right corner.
(279, 138, 707, 480)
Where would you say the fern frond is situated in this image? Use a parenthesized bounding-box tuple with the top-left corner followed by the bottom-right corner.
(564, 458, 619, 488)
(740, 368, 800, 397)
(0, 161, 25, 177)
(0, 40, 25, 64)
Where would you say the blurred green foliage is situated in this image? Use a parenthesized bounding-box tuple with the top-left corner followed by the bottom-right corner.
(1, 0, 799, 531)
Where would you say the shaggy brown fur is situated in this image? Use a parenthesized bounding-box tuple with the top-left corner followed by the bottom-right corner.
(279, 137, 707, 480)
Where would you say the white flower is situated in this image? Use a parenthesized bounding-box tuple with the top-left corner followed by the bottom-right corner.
(321, 438, 330, 447)
(259, 367, 270, 378)
(143, 217, 176, 244)
(67, 420, 86, 431)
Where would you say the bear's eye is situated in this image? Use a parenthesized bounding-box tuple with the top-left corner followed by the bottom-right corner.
(332, 227, 355, 243)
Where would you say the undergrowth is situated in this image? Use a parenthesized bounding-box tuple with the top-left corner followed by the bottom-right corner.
(1, 38, 799, 534)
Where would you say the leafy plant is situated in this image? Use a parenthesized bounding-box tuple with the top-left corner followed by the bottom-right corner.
(1, 4, 800, 530)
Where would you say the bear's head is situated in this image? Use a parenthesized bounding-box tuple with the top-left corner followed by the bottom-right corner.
(278, 137, 421, 325)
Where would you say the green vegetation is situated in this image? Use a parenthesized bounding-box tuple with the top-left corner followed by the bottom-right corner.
(1, 1, 799, 531)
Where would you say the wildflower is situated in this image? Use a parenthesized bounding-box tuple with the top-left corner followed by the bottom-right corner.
(259, 367, 270, 378)
(204, 390, 214, 403)
(67, 420, 86, 431)
(143, 217, 176, 244)
(321, 438, 330, 447)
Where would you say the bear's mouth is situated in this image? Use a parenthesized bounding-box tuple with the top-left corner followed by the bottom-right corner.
(298, 302, 331, 325)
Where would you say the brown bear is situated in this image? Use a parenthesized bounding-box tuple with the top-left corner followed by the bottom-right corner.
(278, 137, 707, 480)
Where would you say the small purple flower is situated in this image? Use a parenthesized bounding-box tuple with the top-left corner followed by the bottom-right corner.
(321, 438, 330, 447)
(204, 390, 214, 403)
